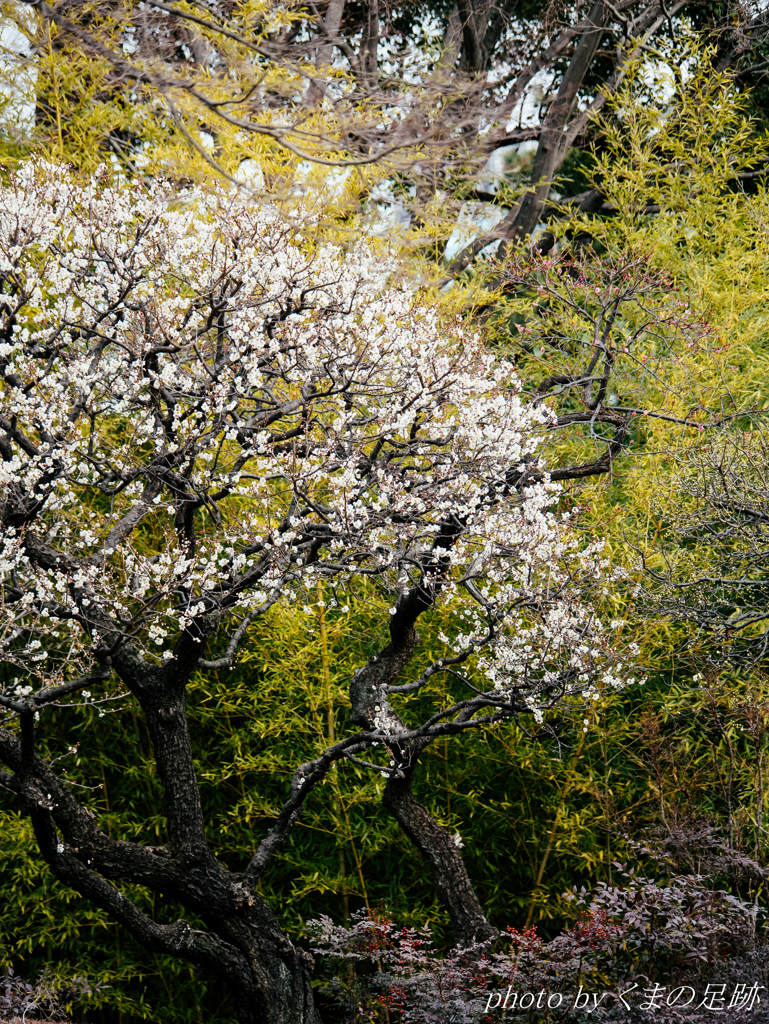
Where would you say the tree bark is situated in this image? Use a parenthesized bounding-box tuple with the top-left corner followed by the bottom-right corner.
(383, 774, 497, 946)
(505, 0, 608, 243)
(305, 0, 346, 106)
(0, 651, 323, 1024)
(348, 586, 497, 948)
(361, 0, 379, 90)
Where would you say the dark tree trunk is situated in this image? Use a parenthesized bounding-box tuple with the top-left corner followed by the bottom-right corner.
(0, 647, 323, 1024)
(200, 907, 321, 1024)
(349, 597, 497, 948)
(383, 775, 497, 946)
(505, 0, 608, 243)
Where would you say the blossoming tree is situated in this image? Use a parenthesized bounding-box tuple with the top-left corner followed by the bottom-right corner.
(0, 163, 637, 1023)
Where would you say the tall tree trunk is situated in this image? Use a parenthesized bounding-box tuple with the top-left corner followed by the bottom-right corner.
(505, 0, 607, 243)
(361, 0, 379, 90)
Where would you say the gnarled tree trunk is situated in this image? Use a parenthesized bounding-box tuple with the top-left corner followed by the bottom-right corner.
(383, 774, 497, 946)
(0, 649, 322, 1024)
(349, 593, 497, 949)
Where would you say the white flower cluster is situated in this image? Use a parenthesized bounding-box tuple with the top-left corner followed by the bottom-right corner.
(0, 162, 630, 713)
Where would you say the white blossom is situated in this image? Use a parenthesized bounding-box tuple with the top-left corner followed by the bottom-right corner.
(0, 162, 632, 721)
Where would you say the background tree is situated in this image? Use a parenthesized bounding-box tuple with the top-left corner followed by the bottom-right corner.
(4, 0, 769, 254)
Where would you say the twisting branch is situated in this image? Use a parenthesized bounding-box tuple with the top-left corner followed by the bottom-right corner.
(245, 732, 373, 883)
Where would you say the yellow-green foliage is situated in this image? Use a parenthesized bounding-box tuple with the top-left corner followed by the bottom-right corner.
(0, 0, 375, 209)
(585, 50, 769, 501)
(489, 47, 769, 671)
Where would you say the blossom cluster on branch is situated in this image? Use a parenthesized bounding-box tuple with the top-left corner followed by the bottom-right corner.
(0, 162, 631, 748)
